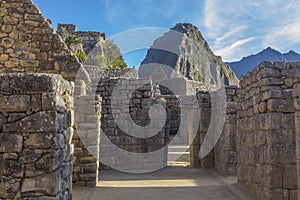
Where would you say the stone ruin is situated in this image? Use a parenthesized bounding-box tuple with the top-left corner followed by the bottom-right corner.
(0, 0, 300, 200)
(57, 23, 106, 54)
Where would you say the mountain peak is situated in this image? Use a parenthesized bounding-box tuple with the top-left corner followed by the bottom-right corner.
(172, 23, 197, 32)
(227, 48, 300, 77)
(288, 50, 296, 54)
(263, 47, 279, 53)
(140, 23, 239, 86)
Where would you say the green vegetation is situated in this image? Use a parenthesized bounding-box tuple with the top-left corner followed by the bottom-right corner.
(60, 28, 127, 68)
(61, 28, 82, 48)
(110, 56, 127, 69)
(87, 40, 127, 69)
(90, 54, 108, 67)
(60, 28, 87, 64)
(75, 52, 87, 63)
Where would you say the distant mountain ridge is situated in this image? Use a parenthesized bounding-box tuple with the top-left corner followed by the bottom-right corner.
(227, 47, 300, 77)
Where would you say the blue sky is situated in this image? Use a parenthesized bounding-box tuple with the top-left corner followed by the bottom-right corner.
(33, 0, 300, 66)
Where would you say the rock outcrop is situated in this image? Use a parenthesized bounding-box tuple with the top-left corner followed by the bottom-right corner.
(140, 23, 239, 86)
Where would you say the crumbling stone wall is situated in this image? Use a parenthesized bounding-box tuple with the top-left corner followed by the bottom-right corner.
(237, 62, 298, 200)
(57, 23, 76, 34)
(84, 66, 138, 79)
(57, 24, 106, 54)
(75, 32, 106, 54)
(0, 0, 87, 81)
(0, 73, 74, 199)
(214, 86, 238, 175)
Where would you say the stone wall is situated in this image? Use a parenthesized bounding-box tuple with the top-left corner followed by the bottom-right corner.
(237, 62, 298, 200)
(57, 23, 76, 33)
(57, 24, 106, 54)
(214, 86, 238, 175)
(75, 32, 106, 54)
(0, 73, 74, 199)
(72, 95, 102, 186)
(84, 65, 138, 79)
(293, 75, 300, 200)
(0, 0, 88, 82)
(88, 77, 168, 172)
(196, 91, 214, 168)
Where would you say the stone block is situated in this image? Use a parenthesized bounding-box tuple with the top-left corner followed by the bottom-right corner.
(42, 92, 66, 112)
(0, 95, 31, 112)
(258, 101, 267, 113)
(0, 133, 23, 153)
(0, 73, 69, 94)
(267, 145, 296, 165)
(3, 111, 57, 132)
(7, 113, 27, 122)
(31, 94, 42, 112)
(267, 99, 295, 113)
(283, 165, 297, 189)
(282, 65, 300, 79)
(24, 163, 45, 178)
(283, 114, 295, 130)
(265, 130, 294, 146)
(293, 83, 300, 97)
(267, 189, 289, 200)
(257, 64, 281, 78)
(260, 78, 283, 86)
(262, 90, 281, 100)
(25, 133, 58, 149)
(3, 153, 18, 160)
(258, 113, 283, 130)
(295, 112, 300, 136)
(289, 190, 298, 200)
(79, 156, 97, 164)
(22, 171, 62, 196)
(262, 164, 283, 189)
(35, 150, 63, 172)
(78, 173, 96, 182)
(0, 177, 21, 199)
(0, 159, 25, 178)
(283, 77, 294, 87)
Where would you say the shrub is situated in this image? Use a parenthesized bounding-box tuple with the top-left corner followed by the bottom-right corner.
(75, 52, 87, 63)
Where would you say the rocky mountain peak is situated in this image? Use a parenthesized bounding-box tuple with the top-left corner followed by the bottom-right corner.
(140, 23, 239, 86)
(171, 23, 209, 49)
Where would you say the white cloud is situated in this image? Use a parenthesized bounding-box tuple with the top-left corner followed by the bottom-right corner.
(214, 26, 246, 50)
(215, 37, 256, 61)
(203, 0, 300, 61)
(264, 21, 300, 50)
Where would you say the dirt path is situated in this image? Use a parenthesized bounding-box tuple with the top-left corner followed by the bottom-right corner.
(73, 166, 255, 200)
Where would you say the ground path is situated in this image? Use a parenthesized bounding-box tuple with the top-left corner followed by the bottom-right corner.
(73, 166, 255, 200)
